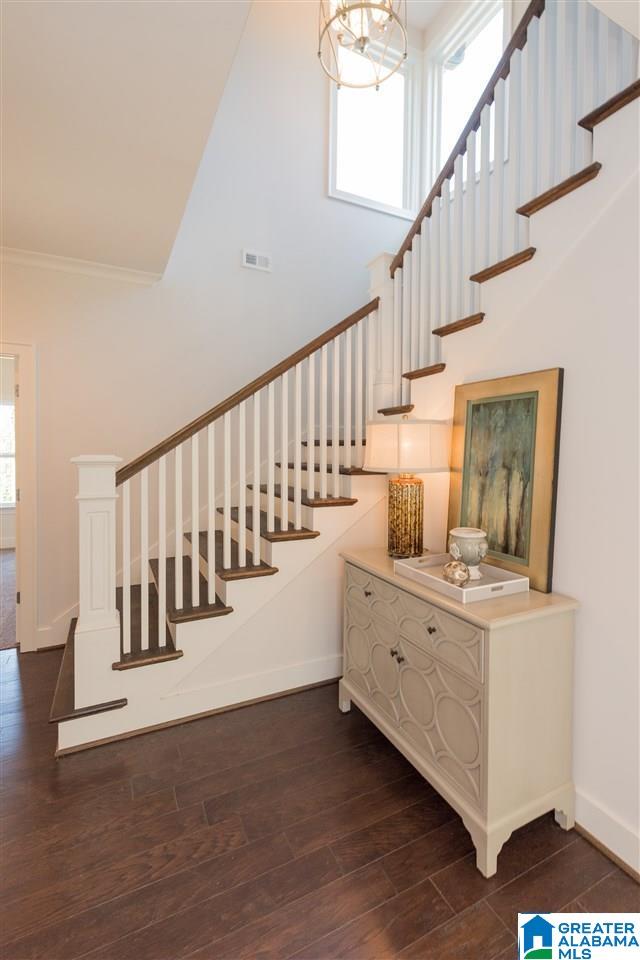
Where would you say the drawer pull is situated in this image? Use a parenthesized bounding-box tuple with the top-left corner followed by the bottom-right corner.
(364, 590, 373, 597)
(390, 647, 399, 658)
(427, 626, 437, 635)
(396, 655, 405, 664)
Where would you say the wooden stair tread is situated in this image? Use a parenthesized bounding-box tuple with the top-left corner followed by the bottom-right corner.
(149, 557, 233, 622)
(302, 439, 366, 447)
(218, 505, 320, 542)
(377, 404, 414, 416)
(276, 462, 380, 477)
(403, 363, 446, 381)
(185, 530, 278, 581)
(114, 584, 182, 670)
(252, 484, 357, 508)
(50, 620, 128, 722)
(516, 162, 602, 217)
(469, 248, 536, 283)
(578, 79, 640, 131)
(432, 314, 485, 338)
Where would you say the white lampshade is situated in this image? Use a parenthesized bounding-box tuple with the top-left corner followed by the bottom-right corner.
(363, 419, 450, 473)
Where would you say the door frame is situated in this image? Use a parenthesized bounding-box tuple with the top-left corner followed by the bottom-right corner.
(0, 342, 37, 652)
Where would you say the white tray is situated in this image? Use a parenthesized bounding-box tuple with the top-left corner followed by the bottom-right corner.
(393, 553, 529, 603)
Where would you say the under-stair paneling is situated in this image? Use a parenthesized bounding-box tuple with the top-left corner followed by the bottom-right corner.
(408, 102, 640, 874)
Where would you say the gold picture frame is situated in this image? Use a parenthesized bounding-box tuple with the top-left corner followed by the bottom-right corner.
(448, 368, 564, 593)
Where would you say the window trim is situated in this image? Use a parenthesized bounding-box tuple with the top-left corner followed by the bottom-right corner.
(328, 45, 422, 221)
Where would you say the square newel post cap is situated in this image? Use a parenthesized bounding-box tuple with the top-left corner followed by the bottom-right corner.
(71, 455, 122, 499)
(367, 252, 395, 288)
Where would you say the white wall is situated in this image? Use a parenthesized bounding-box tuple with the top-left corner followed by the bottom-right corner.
(0, 1, 407, 648)
(411, 103, 640, 871)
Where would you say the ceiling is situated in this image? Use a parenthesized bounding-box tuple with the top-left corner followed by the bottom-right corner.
(1, 0, 250, 276)
(405, 0, 447, 33)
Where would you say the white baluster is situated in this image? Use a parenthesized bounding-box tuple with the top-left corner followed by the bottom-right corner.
(419, 219, 430, 366)
(393, 268, 402, 399)
(140, 467, 149, 651)
(619, 30, 635, 89)
(492, 79, 506, 264)
(452, 156, 464, 320)
(207, 422, 215, 601)
(355, 323, 363, 467)
(267, 382, 275, 532)
(464, 130, 477, 315)
(280, 371, 289, 525)
(319, 345, 328, 496)
(556, 0, 572, 182)
(574, 2, 590, 170)
(252, 394, 261, 564)
(237, 402, 246, 566)
(522, 17, 540, 203)
(507, 51, 525, 253)
(537, 8, 552, 193)
(344, 328, 352, 470)
(597, 12, 609, 103)
(306, 355, 315, 498)
(401, 250, 411, 401)
(332, 337, 340, 497)
(191, 434, 199, 605)
(294, 364, 303, 526)
(223, 411, 231, 568)
(174, 445, 183, 610)
(366, 314, 375, 423)
(478, 104, 491, 273)
(122, 479, 131, 655)
(410, 235, 420, 374)
(430, 197, 441, 360)
(158, 455, 166, 642)
(440, 180, 451, 323)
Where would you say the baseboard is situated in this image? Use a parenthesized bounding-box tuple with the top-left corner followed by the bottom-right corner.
(575, 788, 640, 878)
(56, 676, 340, 756)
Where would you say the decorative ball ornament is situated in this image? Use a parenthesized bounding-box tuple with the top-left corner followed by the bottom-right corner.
(318, 1, 408, 90)
(443, 561, 471, 587)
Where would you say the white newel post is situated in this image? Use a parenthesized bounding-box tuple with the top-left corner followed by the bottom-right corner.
(71, 455, 123, 709)
(367, 252, 396, 415)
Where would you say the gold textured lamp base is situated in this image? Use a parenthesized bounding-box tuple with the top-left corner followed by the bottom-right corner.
(388, 473, 424, 558)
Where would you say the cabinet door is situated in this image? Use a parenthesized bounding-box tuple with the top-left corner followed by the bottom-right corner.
(344, 598, 401, 724)
(395, 637, 484, 809)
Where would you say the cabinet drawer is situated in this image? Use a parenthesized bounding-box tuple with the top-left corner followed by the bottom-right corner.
(345, 563, 484, 682)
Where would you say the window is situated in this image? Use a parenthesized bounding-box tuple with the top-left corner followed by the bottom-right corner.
(0, 403, 15, 507)
(329, 46, 418, 219)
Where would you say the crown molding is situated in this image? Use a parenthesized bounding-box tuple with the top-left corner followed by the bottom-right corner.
(0, 247, 161, 286)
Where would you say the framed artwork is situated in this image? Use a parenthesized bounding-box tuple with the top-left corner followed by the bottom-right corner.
(448, 368, 564, 593)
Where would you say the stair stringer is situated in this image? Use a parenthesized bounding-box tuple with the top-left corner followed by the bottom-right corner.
(57, 474, 386, 751)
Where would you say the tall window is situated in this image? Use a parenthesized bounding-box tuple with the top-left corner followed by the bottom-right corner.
(329, 46, 417, 219)
(439, 5, 504, 168)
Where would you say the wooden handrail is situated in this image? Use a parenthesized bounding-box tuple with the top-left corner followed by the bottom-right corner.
(389, 0, 545, 277)
(116, 298, 379, 486)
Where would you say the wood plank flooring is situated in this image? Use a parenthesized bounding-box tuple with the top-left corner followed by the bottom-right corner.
(0, 647, 637, 960)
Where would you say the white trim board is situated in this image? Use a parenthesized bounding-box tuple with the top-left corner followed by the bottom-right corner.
(576, 788, 640, 876)
(1, 248, 161, 286)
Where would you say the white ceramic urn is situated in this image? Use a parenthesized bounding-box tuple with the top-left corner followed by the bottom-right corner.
(448, 527, 489, 580)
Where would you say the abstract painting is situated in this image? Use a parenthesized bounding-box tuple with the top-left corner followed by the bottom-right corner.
(448, 369, 563, 593)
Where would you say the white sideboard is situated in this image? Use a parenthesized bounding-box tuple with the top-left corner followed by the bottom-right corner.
(339, 548, 578, 878)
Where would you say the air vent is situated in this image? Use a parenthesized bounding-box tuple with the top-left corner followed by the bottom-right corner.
(242, 249, 272, 272)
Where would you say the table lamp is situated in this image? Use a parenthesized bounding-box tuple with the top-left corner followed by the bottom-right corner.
(364, 417, 450, 558)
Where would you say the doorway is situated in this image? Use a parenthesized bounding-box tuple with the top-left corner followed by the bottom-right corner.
(0, 344, 36, 652)
(0, 356, 17, 649)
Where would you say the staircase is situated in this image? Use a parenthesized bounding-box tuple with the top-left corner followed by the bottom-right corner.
(51, 0, 640, 753)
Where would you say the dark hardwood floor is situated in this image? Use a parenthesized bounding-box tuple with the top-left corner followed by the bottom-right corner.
(0, 647, 637, 959)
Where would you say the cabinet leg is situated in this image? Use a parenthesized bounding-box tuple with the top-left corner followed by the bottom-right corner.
(465, 821, 510, 879)
(338, 679, 352, 714)
(555, 788, 575, 831)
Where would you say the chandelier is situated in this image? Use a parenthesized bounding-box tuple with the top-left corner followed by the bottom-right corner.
(318, 1, 408, 90)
